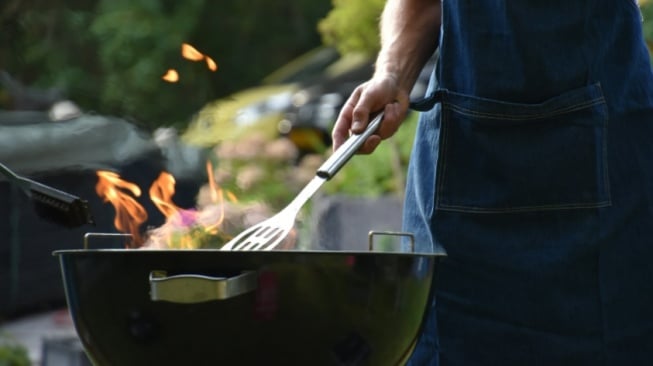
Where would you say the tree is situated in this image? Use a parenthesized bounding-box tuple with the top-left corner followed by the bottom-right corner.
(1, 0, 331, 130)
(317, 0, 385, 57)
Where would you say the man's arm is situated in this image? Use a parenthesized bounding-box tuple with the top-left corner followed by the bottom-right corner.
(332, 0, 441, 152)
(376, 0, 441, 97)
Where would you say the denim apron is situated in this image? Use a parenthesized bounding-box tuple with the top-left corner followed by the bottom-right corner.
(404, 1, 653, 365)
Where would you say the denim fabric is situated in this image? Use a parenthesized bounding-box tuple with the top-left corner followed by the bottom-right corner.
(435, 83, 610, 213)
(404, 1, 653, 365)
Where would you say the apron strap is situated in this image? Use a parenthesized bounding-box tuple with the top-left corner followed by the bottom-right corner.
(410, 90, 444, 112)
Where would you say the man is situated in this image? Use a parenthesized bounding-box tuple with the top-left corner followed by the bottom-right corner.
(332, 0, 653, 365)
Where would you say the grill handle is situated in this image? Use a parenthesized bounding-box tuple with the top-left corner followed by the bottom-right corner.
(149, 270, 257, 304)
(316, 112, 383, 180)
(368, 231, 415, 253)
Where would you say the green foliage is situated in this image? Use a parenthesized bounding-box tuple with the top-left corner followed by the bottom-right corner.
(0, 334, 30, 366)
(89, 0, 207, 128)
(318, 0, 386, 57)
(2, 0, 331, 130)
(8, 2, 98, 106)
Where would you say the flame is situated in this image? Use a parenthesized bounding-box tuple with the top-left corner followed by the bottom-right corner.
(143, 162, 242, 249)
(149, 171, 201, 228)
(96, 171, 148, 247)
(181, 43, 204, 61)
(162, 43, 218, 83)
(202, 161, 235, 233)
(96, 162, 245, 249)
(162, 69, 179, 83)
(149, 172, 181, 217)
(205, 56, 218, 72)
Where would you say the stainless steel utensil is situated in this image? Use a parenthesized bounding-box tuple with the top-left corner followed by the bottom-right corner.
(0, 162, 94, 228)
(221, 112, 384, 251)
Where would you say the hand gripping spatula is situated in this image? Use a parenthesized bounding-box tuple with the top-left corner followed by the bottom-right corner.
(221, 112, 384, 251)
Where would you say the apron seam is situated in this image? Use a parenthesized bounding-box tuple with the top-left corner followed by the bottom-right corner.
(443, 98, 606, 120)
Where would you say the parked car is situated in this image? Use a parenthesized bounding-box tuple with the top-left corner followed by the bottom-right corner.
(181, 47, 341, 147)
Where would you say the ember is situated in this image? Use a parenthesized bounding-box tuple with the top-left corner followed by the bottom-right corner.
(181, 43, 204, 61)
(205, 56, 218, 72)
(163, 43, 218, 83)
(161, 69, 179, 83)
(181, 43, 218, 71)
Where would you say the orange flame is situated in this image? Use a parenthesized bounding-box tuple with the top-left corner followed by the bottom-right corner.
(162, 43, 217, 83)
(96, 171, 148, 247)
(202, 161, 233, 233)
(148, 171, 201, 231)
(205, 56, 218, 72)
(149, 172, 181, 217)
(162, 69, 179, 83)
(181, 43, 205, 61)
(96, 162, 242, 249)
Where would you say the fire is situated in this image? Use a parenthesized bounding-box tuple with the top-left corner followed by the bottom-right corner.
(205, 56, 218, 72)
(95, 162, 243, 249)
(162, 69, 179, 83)
(149, 172, 181, 217)
(181, 43, 205, 61)
(164, 43, 218, 83)
(181, 43, 218, 71)
(95, 171, 148, 247)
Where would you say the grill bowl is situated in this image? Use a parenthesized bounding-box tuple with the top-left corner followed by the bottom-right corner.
(54, 248, 442, 366)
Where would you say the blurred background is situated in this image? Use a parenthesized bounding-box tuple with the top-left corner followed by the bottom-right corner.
(2, 0, 653, 364)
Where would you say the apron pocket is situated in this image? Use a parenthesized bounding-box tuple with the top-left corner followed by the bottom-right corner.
(436, 83, 610, 213)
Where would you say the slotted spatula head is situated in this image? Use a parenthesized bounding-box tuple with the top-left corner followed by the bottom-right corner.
(220, 175, 325, 251)
(219, 211, 295, 251)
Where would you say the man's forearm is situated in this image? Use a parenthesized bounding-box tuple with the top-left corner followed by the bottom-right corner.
(375, 0, 441, 94)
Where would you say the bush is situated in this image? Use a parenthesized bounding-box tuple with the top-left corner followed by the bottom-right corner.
(318, 0, 385, 57)
(0, 335, 30, 366)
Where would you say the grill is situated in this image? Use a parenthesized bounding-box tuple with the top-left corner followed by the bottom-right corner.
(54, 232, 443, 366)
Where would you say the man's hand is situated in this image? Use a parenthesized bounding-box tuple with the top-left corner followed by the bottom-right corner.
(331, 0, 440, 154)
(332, 74, 411, 154)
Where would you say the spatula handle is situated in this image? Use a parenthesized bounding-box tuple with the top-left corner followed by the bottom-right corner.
(316, 112, 384, 179)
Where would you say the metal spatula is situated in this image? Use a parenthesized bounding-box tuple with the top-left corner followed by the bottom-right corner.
(221, 112, 384, 251)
